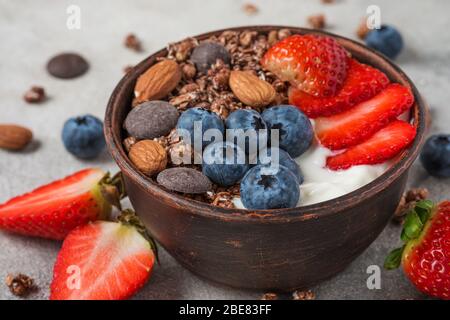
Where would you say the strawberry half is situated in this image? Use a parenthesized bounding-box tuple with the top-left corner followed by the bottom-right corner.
(385, 200, 450, 300)
(326, 120, 416, 170)
(0, 168, 112, 240)
(289, 58, 390, 118)
(315, 83, 414, 150)
(261, 34, 349, 97)
(50, 213, 156, 300)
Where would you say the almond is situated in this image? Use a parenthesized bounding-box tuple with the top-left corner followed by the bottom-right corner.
(229, 70, 276, 107)
(0, 124, 33, 150)
(129, 140, 167, 176)
(134, 60, 182, 104)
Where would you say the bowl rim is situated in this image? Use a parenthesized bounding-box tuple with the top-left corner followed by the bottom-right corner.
(104, 25, 428, 223)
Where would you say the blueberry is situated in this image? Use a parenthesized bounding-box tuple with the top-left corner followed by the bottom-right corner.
(62, 114, 105, 159)
(420, 134, 450, 178)
(176, 107, 224, 149)
(225, 109, 268, 154)
(262, 105, 313, 158)
(256, 147, 303, 184)
(190, 42, 231, 74)
(240, 165, 300, 209)
(365, 25, 403, 59)
(202, 141, 250, 187)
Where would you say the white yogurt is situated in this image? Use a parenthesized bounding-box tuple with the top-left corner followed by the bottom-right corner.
(233, 140, 388, 209)
(294, 142, 388, 206)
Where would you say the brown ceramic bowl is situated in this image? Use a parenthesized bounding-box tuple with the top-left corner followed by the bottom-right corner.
(104, 26, 428, 291)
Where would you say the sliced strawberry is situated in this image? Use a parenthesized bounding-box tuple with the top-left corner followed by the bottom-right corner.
(261, 34, 349, 97)
(50, 220, 155, 300)
(385, 200, 450, 300)
(289, 58, 390, 118)
(326, 120, 416, 170)
(315, 83, 414, 150)
(0, 168, 111, 240)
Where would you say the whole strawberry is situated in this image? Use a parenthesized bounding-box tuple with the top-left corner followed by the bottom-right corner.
(385, 200, 450, 300)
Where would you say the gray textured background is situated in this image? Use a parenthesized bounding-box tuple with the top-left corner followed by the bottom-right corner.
(0, 0, 449, 300)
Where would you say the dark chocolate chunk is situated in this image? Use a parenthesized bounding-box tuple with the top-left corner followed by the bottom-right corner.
(47, 53, 89, 79)
(124, 101, 179, 140)
(190, 42, 231, 74)
(157, 167, 213, 194)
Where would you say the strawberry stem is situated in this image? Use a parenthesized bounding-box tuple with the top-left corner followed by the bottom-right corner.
(99, 172, 127, 211)
(384, 199, 435, 270)
(403, 210, 423, 240)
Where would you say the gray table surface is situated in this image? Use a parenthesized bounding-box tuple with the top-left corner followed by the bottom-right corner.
(0, 0, 449, 300)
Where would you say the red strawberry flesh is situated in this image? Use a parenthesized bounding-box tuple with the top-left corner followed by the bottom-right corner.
(316, 83, 415, 150)
(50, 221, 155, 300)
(403, 201, 450, 300)
(261, 34, 349, 97)
(0, 168, 110, 240)
(289, 58, 390, 118)
(326, 120, 416, 170)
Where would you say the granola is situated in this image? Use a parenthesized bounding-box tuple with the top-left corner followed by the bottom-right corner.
(124, 29, 292, 208)
(5, 273, 37, 297)
(292, 290, 315, 300)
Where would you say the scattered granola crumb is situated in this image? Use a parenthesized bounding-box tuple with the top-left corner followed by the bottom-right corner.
(5, 274, 37, 297)
(292, 290, 315, 300)
(239, 30, 258, 48)
(168, 141, 193, 165)
(277, 28, 292, 41)
(268, 30, 279, 46)
(307, 14, 326, 29)
(209, 61, 230, 91)
(124, 33, 142, 52)
(393, 188, 429, 223)
(23, 86, 46, 103)
(356, 19, 370, 40)
(123, 65, 134, 74)
(261, 292, 278, 300)
(181, 63, 197, 80)
(179, 83, 200, 94)
(173, 38, 197, 62)
(123, 136, 137, 152)
(405, 188, 429, 203)
(212, 191, 235, 208)
(242, 3, 259, 16)
(321, 0, 335, 4)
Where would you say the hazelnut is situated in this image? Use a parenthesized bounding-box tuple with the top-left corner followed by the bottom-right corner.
(129, 140, 167, 176)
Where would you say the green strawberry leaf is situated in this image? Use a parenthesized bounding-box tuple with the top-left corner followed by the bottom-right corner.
(415, 199, 434, 224)
(403, 210, 424, 240)
(415, 199, 434, 210)
(400, 228, 409, 242)
(384, 246, 405, 270)
(386, 200, 434, 271)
